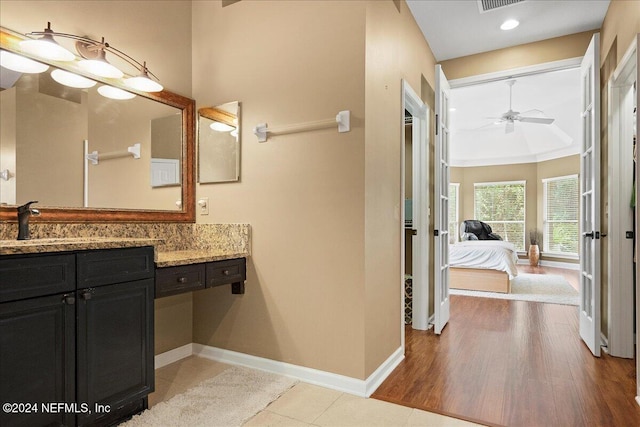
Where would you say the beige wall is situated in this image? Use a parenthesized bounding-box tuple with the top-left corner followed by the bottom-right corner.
(191, 0, 368, 378)
(440, 31, 597, 80)
(0, 0, 194, 356)
(452, 162, 538, 250)
(452, 155, 579, 259)
(191, 0, 436, 379)
(601, 0, 640, 69)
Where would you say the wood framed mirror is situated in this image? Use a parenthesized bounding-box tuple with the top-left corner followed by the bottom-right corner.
(0, 28, 195, 223)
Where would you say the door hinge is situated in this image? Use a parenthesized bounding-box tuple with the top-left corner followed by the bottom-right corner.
(626, 231, 634, 239)
(434, 229, 439, 237)
(435, 114, 439, 136)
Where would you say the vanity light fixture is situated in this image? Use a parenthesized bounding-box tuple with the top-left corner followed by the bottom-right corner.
(20, 23, 75, 61)
(0, 50, 49, 73)
(78, 44, 124, 79)
(23, 22, 163, 91)
(209, 121, 236, 132)
(51, 69, 97, 89)
(124, 62, 163, 92)
(98, 85, 136, 100)
(500, 19, 520, 31)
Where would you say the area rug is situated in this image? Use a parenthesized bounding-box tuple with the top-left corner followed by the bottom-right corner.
(450, 273, 579, 306)
(122, 366, 297, 427)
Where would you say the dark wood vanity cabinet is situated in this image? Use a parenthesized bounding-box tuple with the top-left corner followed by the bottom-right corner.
(155, 257, 246, 298)
(0, 247, 154, 427)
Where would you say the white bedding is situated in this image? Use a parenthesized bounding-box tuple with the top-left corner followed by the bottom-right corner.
(449, 240, 519, 279)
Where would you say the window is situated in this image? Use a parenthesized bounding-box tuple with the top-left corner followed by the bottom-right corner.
(449, 183, 459, 243)
(474, 181, 526, 250)
(543, 175, 579, 256)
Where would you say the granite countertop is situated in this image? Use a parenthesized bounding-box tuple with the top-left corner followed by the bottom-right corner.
(0, 237, 162, 256)
(155, 249, 249, 268)
(0, 238, 249, 267)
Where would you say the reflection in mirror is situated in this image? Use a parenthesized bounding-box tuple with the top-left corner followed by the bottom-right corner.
(198, 101, 240, 183)
(0, 37, 195, 222)
(0, 54, 182, 210)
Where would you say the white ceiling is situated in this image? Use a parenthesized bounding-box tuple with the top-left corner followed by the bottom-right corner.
(405, 0, 609, 167)
(450, 67, 581, 167)
(407, 0, 610, 61)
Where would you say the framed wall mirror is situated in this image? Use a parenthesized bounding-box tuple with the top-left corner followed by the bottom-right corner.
(198, 101, 240, 183)
(0, 28, 195, 223)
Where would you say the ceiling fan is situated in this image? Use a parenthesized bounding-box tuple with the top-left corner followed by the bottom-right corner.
(488, 80, 555, 134)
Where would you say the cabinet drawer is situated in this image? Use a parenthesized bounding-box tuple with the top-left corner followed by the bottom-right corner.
(0, 253, 76, 303)
(205, 258, 246, 288)
(156, 264, 206, 298)
(77, 247, 154, 288)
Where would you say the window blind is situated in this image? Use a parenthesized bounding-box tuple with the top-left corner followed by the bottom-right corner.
(543, 175, 579, 255)
(474, 181, 525, 250)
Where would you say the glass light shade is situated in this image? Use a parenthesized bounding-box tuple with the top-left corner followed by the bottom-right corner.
(20, 38, 75, 61)
(97, 85, 135, 100)
(79, 58, 124, 78)
(210, 121, 235, 132)
(51, 69, 96, 89)
(124, 75, 163, 92)
(230, 128, 238, 138)
(0, 50, 49, 73)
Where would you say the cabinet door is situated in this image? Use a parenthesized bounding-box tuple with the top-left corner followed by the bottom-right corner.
(0, 293, 76, 427)
(76, 279, 154, 426)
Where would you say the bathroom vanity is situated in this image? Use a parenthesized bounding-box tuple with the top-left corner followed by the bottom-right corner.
(0, 232, 249, 427)
(0, 243, 155, 427)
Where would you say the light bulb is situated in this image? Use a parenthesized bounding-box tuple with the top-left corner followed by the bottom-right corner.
(210, 122, 235, 132)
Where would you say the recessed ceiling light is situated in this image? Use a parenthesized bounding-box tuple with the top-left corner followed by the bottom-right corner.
(500, 19, 520, 31)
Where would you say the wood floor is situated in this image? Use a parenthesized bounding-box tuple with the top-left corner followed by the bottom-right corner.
(373, 295, 639, 426)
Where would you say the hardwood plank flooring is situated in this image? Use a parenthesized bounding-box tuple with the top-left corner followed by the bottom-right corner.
(372, 295, 640, 427)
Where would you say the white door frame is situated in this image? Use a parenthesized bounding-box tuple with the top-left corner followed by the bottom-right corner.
(401, 80, 430, 336)
(607, 36, 637, 359)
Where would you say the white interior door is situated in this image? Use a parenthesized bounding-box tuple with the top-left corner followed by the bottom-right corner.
(434, 65, 451, 335)
(579, 34, 601, 357)
(403, 81, 430, 330)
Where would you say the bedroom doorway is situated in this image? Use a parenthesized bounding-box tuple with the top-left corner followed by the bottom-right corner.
(402, 80, 430, 333)
(428, 35, 606, 357)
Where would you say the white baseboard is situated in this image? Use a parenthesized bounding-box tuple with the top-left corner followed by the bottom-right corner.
(155, 343, 193, 369)
(155, 342, 404, 398)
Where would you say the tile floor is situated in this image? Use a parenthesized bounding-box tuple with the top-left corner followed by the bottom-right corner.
(149, 356, 481, 427)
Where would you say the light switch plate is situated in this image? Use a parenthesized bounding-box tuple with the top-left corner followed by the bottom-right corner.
(198, 197, 209, 215)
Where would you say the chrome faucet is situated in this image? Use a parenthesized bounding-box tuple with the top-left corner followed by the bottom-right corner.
(17, 201, 40, 240)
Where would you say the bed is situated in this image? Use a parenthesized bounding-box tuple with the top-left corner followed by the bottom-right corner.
(449, 240, 519, 293)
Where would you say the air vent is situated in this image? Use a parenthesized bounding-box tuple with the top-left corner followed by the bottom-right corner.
(477, 0, 525, 13)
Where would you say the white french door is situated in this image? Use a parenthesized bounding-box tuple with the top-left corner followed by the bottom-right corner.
(579, 34, 601, 357)
(434, 65, 451, 335)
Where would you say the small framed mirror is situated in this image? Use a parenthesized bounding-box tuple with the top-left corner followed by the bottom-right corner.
(198, 101, 240, 183)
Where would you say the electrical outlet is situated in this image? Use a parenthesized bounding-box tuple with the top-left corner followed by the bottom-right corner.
(198, 197, 209, 215)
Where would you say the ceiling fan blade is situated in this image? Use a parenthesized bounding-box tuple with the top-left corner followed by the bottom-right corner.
(505, 121, 514, 134)
(519, 117, 555, 124)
